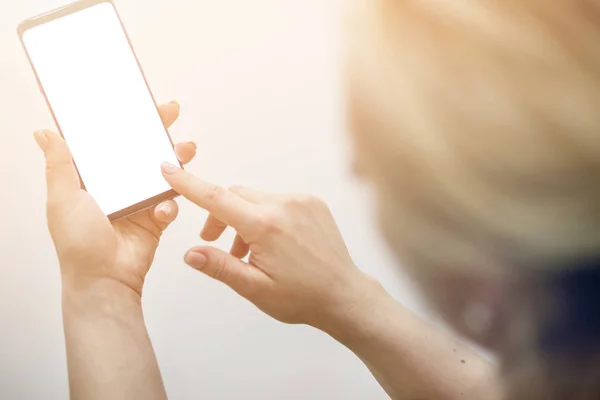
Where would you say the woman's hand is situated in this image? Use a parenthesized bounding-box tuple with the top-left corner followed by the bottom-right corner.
(161, 166, 503, 400)
(35, 102, 196, 296)
(160, 164, 376, 330)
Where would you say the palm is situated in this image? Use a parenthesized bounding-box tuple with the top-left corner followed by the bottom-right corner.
(113, 211, 164, 292)
(56, 189, 164, 294)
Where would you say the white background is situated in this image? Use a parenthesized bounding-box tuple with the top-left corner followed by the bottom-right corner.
(0, 1, 432, 399)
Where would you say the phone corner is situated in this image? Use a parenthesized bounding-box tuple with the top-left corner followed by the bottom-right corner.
(16, 21, 29, 39)
(98, 0, 117, 11)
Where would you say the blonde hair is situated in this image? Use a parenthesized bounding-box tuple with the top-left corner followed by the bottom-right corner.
(347, 1, 600, 398)
(347, 0, 600, 273)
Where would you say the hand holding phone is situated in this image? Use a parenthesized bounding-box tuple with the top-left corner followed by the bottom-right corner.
(19, 0, 197, 293)
(34, 102, 195, 295)
(20, 3, 200, 398)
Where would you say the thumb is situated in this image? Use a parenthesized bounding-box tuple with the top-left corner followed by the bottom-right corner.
(184, 246, 269, 298)
(34, 130, 81, 203)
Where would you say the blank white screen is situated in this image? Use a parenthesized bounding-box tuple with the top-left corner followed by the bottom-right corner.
(23, 2, 180, 217)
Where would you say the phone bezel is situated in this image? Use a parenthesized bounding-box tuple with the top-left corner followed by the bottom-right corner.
(17, 0, 183, 222)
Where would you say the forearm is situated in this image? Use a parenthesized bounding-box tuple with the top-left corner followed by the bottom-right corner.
(321, 281, 502, 400)
(62, 277, 167, 400)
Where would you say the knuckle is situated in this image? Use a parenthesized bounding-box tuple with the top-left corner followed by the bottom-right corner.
(212, 255, 231, 282)
(256, 209, 284, 235)
(46, 157, 71, 173)
(283, 194, 324, 209)
(203, 184, 224, 201)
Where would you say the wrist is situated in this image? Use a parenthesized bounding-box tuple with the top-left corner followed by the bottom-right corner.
(62, 275, 142, 317)
(314, 272, 394, 341)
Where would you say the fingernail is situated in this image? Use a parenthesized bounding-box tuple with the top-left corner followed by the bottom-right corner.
(157, 203, 171, 217)
(185, 251, 207, 269)
(161, 162, 180, 175)
(188, 141, 197, 151)
(33, 130, 49, 151)
(169, 100, 180, 112)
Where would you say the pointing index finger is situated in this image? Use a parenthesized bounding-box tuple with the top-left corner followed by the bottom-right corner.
(161, 162, 256, 231)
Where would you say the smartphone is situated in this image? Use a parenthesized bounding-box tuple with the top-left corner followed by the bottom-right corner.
(18, 0, 182, 221)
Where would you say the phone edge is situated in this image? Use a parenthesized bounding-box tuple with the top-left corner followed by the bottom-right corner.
(18, 0, 185, 223)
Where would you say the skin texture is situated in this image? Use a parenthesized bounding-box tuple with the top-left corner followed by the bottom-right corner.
(40, 102, 500, 399)
(36, 102, 196, 400)
(161, 164, 502, 400)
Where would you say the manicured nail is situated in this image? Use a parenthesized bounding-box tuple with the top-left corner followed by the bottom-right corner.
(161, 162, 180, 175)
(188, 141, 197, 151)
(169, 101, 180, 112)
(33, 130, 49, 151)
(185, 251, 207, 269)
(156, 203, 171, 217)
